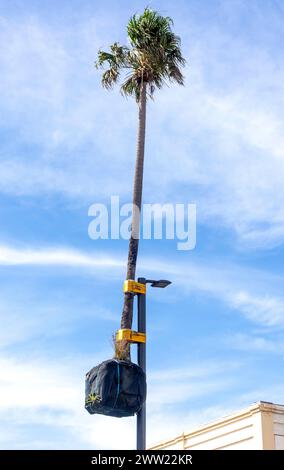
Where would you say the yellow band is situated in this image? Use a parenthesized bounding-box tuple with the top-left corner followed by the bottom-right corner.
(123, 280, 146, 295)
(116, 328, 146, 344)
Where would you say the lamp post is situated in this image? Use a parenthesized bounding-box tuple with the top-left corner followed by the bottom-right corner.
(136, 277, 171, 451)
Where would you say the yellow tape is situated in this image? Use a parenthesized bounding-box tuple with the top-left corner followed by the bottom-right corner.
(116, 329, 146, 343)
(123, 280, 146, 294)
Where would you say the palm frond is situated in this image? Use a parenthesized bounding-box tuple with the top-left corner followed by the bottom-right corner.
(121, 74, 141, 102)
(95, 8, 186, 99)
(101, 68, 120, 89)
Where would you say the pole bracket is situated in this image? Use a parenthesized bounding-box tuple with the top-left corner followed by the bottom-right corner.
(123, 280, 146, 295)
(116, 329, 146, 344)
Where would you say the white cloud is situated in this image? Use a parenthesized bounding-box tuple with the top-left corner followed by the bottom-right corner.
(0, 353, 239, 449)
(1, 10, 284, 247)
(1, 242, 284, 328)
(148, 361, 238, 409)
(0, 244, 124, 268)
(0, 296, 117, 349)
(229, 291, 284, 327)
(150, 78, 284, 248)
(143, 11, 284, 248)
(0, 353, 135, 449)
(0, 244, 127, 349)
(0, 350, 282, 449)
(228, 333, 284, 354)
(0, 15, 135, 198)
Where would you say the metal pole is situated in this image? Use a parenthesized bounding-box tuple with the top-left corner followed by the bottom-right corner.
(137, 277, 146, 450)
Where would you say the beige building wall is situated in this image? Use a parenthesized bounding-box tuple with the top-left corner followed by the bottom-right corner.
(149, 401, 284, 450)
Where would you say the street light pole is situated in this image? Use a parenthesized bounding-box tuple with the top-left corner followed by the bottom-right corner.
(137, 277, 146, 450)
(135, 277, 171, 450)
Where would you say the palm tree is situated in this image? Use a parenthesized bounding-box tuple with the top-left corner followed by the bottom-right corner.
(96, 8, 185, 360)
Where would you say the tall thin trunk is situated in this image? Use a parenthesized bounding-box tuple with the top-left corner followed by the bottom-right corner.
(119, 82, 147, 358)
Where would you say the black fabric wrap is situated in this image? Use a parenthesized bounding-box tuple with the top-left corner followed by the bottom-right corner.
(85, 359, 146, 418)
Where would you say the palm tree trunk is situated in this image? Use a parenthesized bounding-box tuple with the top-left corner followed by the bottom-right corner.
(119, 82, 147, 358)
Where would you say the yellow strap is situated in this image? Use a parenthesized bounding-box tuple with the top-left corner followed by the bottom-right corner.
(123, 280, 146, 295)
(116, 329, 146, 344)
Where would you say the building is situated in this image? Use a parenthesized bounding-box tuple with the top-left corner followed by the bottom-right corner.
(149, 401, 284, 450)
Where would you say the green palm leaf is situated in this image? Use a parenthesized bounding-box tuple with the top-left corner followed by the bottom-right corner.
(96, 8, 185, 102)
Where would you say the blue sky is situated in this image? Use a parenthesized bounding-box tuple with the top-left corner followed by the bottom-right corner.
(1, 0, 284, 449)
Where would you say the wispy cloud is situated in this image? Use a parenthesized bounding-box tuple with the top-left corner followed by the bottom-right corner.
(0, 14, 135, 198)
(0, 352, 240, 449)
(228, 333, 284, 354)
(0, 244, 123, 268)
(1, 242, 284, 328)
(1, 8, 284, 247)
(229, 291, 284, 327)
(0, 295, 117, 349)
(148, 361, 239, 409)
(0, 350, 281, 449)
